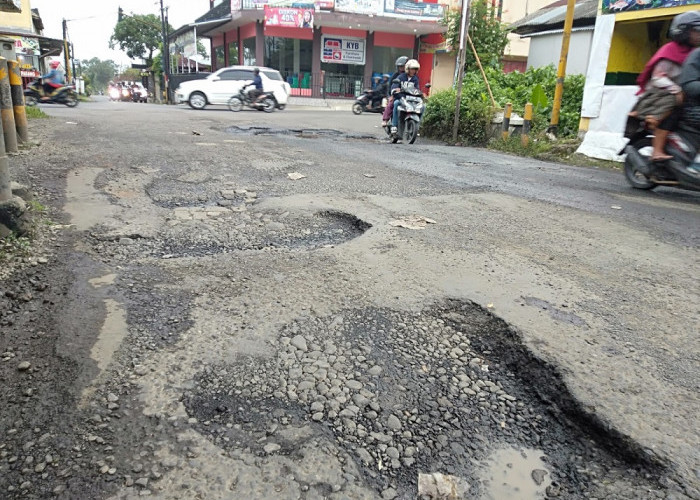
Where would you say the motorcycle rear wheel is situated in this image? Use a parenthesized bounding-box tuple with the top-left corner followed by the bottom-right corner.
(64, 91, 78, 108)
(228, 97, 243, 112)
(624, 137, 657, 190)
(352, 103, 363, 115)
(404, 119, 418, 144)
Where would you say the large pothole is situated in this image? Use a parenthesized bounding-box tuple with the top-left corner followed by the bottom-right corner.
(226, 125, 377, 141)
(182, 301, 664, 499)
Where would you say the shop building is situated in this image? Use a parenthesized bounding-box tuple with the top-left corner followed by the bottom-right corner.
(577, 0, 700, 160)
(193, 0, 454, 98)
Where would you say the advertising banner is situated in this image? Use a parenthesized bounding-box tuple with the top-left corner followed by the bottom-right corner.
(243, 0, 333, 10)
(321, 35, 366, 65)
(264, 6, 314, 28)
(334, 0, 381, 15)
(384, 0, 446, 19)
(602, 0, 700, 14)
(12, 37, 40, 56)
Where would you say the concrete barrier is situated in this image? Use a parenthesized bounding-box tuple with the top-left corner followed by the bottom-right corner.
(0, 58, 19, 154)
(7, 60, 28, 143)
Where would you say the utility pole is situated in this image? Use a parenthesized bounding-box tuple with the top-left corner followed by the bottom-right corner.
(159, 0, 170, 103)
(452, 0, 471, 143)
(549, 0, 576, 135)
(62, 19, 72, 82)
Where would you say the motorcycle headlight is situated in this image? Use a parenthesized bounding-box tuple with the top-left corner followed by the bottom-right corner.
(122, 90, 129, 96)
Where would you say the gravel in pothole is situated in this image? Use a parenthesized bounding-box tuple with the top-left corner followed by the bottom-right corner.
(182, 303, 662, 499)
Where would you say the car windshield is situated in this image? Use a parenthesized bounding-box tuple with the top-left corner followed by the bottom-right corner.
(262, 70, 283, 81)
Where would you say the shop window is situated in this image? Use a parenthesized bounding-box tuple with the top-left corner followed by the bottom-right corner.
(263, 37, 312, 82)
(214, 46, 225, 70)
(243, 38, 256, 66)
(373, 46, 408, 75)
(228, 41, 239, 65)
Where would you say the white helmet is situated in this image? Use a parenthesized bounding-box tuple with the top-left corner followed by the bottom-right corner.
(405, 59, 420, 70)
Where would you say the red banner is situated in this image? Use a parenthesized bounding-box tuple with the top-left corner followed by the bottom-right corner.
(264, 6, 314, 28)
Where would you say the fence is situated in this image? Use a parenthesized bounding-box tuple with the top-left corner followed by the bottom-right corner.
(286, 72, 371, 99)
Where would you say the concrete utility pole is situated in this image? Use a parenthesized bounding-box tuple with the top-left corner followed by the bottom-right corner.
(62, 19, 72, 82)
(549, 0, 576, 134)
(452, 0, 471, 143)
(159, 0, 170, 103)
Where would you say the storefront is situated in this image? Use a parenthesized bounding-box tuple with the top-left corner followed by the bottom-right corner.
(195, 0, 450, 98)
(577, 0, 700, 160)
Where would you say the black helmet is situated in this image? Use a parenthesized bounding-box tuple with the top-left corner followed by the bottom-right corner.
(669, 11, 700, 45)
(253, 67, 260, 74)
(395, 56, 409, 68)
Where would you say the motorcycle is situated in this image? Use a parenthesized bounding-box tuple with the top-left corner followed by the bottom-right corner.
(227, 84, 276, 113)
(352, 89, 386, 115)
(621, 115, 700, 191)
(24, 79, 78, 108)
(383, 83, 427, 144)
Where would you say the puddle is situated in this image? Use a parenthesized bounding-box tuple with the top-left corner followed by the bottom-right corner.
(91, 298, 128, 372)
(65, 167, 115, 230)
(480, 447, 551, 500)
(88, 273, 116, 288)
(522, 296, 588, 327)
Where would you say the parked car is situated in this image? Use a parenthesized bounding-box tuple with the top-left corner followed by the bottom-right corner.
(175, 66, 290, 110)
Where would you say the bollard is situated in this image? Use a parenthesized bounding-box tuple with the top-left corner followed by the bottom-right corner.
(0, 116, 10, 201)
(8, 61, 28, 144)
(502, 103, 512, 141)
(0, 58, 19, 154)
(522, 103, 533, 147)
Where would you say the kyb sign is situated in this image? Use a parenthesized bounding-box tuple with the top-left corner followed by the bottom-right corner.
(321, 35, 366, 65)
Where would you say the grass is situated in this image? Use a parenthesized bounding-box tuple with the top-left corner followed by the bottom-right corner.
(0, 233, 32, 264)
(25, 106, 49, 119)
(489, 134, 620, 170)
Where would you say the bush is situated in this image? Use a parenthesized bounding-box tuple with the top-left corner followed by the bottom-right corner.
(421, 65, 586, 143)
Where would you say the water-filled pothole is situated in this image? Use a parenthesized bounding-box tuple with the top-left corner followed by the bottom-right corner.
(183, 301, 664, 499)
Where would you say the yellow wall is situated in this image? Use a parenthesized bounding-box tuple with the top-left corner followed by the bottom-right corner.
(431, 52, 456, 91)
(0, 0, 33, 32)
(607, 21, 657, 73)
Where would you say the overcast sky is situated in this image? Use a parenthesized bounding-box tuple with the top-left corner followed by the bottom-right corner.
(30, 0, 212, 66)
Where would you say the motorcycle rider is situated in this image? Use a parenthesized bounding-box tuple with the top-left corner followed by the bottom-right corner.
(382, 56, 408, 126)
(40, 60, 65, 100)
(369, 75, 383, 109)
(390, 59, 420, 135)
(631, 11, 700, 161)
(678, 40, 700, 174)
(249, 68, 264, 104)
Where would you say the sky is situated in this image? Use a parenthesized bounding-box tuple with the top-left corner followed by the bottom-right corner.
(30, 0, 212, 66)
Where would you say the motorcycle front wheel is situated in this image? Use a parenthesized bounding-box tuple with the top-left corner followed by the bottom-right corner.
(64, 91, 78, 108)
(352, 103, 363, 115)
(624, 137, 657, 190)
(25, 95, 38, 107)
(404, 119, 418, 144)
(228, 97, 243, 112)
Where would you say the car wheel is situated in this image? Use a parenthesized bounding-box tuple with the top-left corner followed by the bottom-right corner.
(277, 104, 286, 111)
(188, 92, 207, 110)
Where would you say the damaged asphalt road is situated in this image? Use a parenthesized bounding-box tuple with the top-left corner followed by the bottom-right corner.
(0, 99, 698, 499)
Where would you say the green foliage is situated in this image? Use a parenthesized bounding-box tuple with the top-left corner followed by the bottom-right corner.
(81, 58, 117, 90)
(422, 65, 586, 143)
(25, 106, 48, 119)
(109, 13, 169, 65)
(443, 0, 509, 72)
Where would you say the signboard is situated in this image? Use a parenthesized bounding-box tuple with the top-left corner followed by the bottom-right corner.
(264, 6, 314, 28)
(384, 0, 446, 19)
(322, 35, 366, 65)
(602, 0, 700, 14)
(13, 37, 40, 56)
(334, 0, 381, 15)
(243, 0, 333, 10)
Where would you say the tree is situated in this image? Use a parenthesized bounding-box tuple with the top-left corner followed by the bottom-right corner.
(81, 57, 118, 90)
(109, 13, 168, 66)
(444, 0, 509, 72)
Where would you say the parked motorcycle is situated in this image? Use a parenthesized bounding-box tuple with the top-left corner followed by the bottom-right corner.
(622, 115, 700, 192)
(352, 89, 386, 115)
(227, 84, 276, 113)
(24, 79, 78, 108)
(383, 84, 427, 144)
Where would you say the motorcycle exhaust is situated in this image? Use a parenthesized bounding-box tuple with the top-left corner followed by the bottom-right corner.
(624, 145, 652, 175)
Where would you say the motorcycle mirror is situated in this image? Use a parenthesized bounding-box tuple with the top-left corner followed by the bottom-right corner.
(425, 83, 432, 88)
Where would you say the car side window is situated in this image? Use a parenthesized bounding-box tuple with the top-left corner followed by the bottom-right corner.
(235, 70, 254, 81)
(218, 70, 237, 80)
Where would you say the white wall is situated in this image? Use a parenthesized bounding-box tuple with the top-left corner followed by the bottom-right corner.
(526, 30, 593, 75)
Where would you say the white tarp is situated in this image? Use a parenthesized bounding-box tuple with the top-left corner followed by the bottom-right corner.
(577, 85, 638, 161)
(581, 14, 615, 118)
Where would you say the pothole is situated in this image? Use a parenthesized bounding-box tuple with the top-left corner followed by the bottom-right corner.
(182, 301, 664, 499)
(226, 126, 376, 141)
(145, 178, 229, 208)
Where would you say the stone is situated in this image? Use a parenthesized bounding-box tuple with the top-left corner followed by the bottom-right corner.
(387, 414, 402, 431)
(17, 361, 31, 371)
(107, 393, 119, 402)
(312, 412, 324, 421)
(531, 469, 547, 486)
(263, 443, 281, 454)
(386, 447, 400, 459)
(356, 448, 373, 464)
(368, 365, 383, 376)
(135, 477, 149, 487)
(134, 365, 148, 376)
(346, 380, 362, 390)
(418, 473, 470, 499)
(0, 197, 28, 236)
(310, 402, 324, 412)
(291, 335, 308, 352)
(381, 487, 398, 499)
